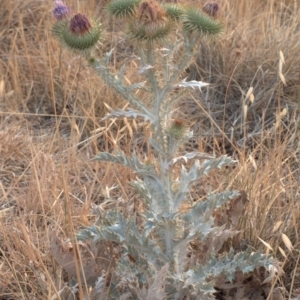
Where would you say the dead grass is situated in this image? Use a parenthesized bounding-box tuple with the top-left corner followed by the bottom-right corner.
(0, 0, 299, 298)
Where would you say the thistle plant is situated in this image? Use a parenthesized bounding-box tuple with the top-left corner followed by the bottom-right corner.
(51, 1, 276, 298)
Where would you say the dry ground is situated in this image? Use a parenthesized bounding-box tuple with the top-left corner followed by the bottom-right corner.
(0, 0, 300, 299)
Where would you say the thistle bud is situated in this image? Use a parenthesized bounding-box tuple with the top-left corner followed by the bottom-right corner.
(183, 7, 223, 36)
(137, 0, 166, 24)
(128, 0, 172, 43)
(53, 1, 69, 20)
(106, 0, 141, 19)
(168, 119, 186, 140)
(53, 12, 101, 54)
(202, 1, 219, 19)
(144, 157, 154, 166)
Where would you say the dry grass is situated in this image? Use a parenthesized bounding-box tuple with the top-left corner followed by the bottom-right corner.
(0, 0, 299, 298)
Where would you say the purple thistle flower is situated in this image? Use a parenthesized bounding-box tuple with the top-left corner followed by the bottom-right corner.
(53, 1, 69, 20)
(69, 13, 92, 35)
(203, 1, 219, 19)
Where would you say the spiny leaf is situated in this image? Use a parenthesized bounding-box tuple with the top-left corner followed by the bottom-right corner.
(136, 263, 169, 300)
(102, 108, 154, 123)
(92, 150, 152, 173)
(178, 78, 209, 90)
(197, 155, 235, 176)
(169, 151, 214, 166)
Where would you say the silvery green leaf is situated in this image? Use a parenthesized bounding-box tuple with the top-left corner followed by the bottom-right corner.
(92, 150, 152, 174)
(143, 174, 169, 214)
(153, 214, 178, 257)
(105, 48, 115, 64)
(204, 247, 274, 282)
(188, 218, 214, 239)
(136, 263, 169, 300)
(183, 264, 216, 294)
(198, 156, 235, 177)
(163, 90, 187, 111)
(144, 218, 156, 237)
(83, 212, 168, 266)
(177, 248, 274, 298)
(118, 62, 127, 81)
(173, 238, 191, 275)
(167, 63, 178, 70)
(126, 245, 150, 270)
(94, 276, 105, 294)
(178, 78, 209, 90)
(131, 174, 170, 216)
(206, 190, 240, 210)
(130, 179, 152, 204)
(182, 190, 239, 226)
(170, 152, 215, 165)
(138, 64, 154, 75)
(70, 283, 79, 293)
(95, 63, 107, 70)
(126, 81, 146, 93)
(124, 227, 169, 266)
(149, 138, 164, 154)
(182, 205, 211, 233)
(174, 213, 210, 243)
(87, 225, 122, 243)
(159, 47, 171, 56)
(102, 210, 119, 225)
(83, 212, 127, 243)
(76, 226, 97, 241)
(107, 212, 127, 241)
(101, 108, 154, 123)
(173, 160, 200, 210)
(173, 157, 235, 210)
(90, 60, 154, 118)
(119, 215, 169, 265)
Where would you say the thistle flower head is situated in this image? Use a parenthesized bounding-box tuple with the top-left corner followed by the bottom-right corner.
(128, 0, 172, 43)
(168, 119, 186, 140)
(53, 1, 69, 20)
(69, 13, 92, 35)
(106, 0, 141, 19)
(136, 0, 166, 24)
(52, 12, 101, 55)
(202, 0, 219, 19)
(183, 7, 223, 36)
